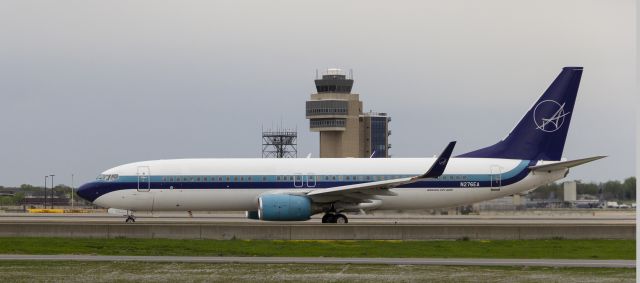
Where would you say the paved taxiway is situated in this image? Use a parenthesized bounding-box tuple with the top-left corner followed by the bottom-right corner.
(0, 254, 633, 268)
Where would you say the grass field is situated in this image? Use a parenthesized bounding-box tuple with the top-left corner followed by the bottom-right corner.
(0, 238, 634, 259)
(0, 261, 634, 283)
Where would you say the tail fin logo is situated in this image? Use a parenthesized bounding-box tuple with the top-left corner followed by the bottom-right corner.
(533, 100, 571, 133)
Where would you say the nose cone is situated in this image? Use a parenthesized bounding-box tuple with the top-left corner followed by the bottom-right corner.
(76, 182, 99, 202)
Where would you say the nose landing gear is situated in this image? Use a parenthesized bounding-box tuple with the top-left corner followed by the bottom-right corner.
(124, 212, 136, 223)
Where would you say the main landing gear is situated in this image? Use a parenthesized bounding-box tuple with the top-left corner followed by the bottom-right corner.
(321, 213, 348, 224)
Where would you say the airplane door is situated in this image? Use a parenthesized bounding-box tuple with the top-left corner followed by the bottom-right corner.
(306, 174, 316, 188)
(490, 165, 501, 191)
(137, 166, 151, 192)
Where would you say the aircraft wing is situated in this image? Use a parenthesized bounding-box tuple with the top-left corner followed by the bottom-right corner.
(306, 141, 456, 202)
(528, 156, 606, 172)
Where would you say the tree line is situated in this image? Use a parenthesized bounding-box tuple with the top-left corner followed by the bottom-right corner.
(529, 177, 636, 202)
(0, 184, 77, 206)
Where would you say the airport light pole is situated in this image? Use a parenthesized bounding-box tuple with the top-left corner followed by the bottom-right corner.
(71, 174, 74, 209)
(44, 175, 48, 209)
(49, 174, 55, 209)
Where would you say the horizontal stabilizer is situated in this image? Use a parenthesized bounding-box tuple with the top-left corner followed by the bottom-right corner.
(528, 156, 606, 171)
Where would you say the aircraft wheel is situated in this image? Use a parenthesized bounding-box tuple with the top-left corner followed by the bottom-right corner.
(321, 214, 333, 223)
(335, 214, 348, 224)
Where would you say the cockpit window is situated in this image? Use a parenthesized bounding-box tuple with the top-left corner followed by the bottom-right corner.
(97, 174, 119, 181)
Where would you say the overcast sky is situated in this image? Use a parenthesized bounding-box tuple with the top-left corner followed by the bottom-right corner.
(0, 0, 635, 187)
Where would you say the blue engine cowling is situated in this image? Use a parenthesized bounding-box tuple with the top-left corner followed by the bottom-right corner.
(258, 194, 312, 221)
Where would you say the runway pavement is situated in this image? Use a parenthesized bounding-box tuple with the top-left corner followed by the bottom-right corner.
(0, 254, 634, 268)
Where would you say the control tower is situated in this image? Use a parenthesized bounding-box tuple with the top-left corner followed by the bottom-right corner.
(306, 68, 362, 157)
(306, 68, 390, 158)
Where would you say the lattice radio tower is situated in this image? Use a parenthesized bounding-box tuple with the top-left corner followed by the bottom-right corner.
(262, 127, 297, 158)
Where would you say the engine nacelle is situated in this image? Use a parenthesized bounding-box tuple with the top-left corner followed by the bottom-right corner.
(258, 194, 312, 221)
(245, 210, 259, 220)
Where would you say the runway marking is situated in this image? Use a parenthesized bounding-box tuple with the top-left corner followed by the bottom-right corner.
(0, 255, 634, 268)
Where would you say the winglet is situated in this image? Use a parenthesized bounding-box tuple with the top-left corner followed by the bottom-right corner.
(421, 141, 456, 179)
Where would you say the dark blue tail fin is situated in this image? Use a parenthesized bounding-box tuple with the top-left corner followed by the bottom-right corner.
(459, 67, 583, 161)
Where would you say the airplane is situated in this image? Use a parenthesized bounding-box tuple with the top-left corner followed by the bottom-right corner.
(77, 66, 604, 223)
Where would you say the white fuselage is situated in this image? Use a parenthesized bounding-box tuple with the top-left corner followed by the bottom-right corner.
(82, 157, 566, 212)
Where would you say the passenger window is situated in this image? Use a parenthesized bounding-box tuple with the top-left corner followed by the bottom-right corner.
(262, 176, 267, 181)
